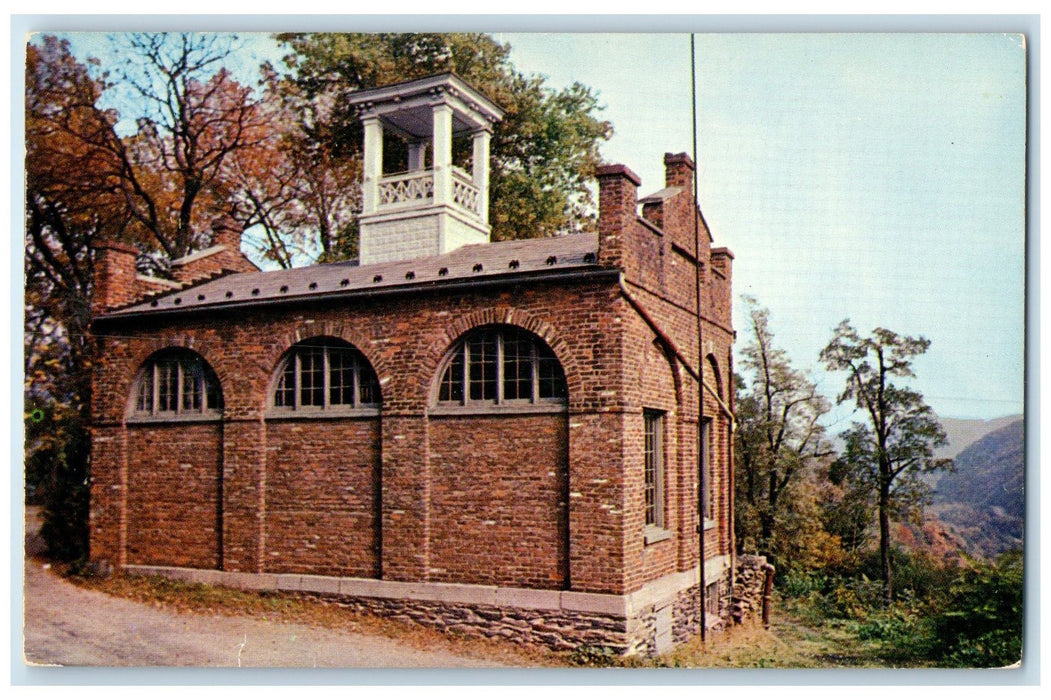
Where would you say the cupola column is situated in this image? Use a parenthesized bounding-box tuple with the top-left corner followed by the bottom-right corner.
(362, 115, 384, 215)
(472, 128, 492, 223)
(431, 102, 454, 208)
(407, 141, 426, 171)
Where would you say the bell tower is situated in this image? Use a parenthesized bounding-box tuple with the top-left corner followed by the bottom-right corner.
(348, 73, 505, 265)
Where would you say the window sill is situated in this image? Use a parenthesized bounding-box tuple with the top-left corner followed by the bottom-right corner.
(703, 518, 717, 531)
(429, 402, 567, 417)
(266, 407, 381, 420)
(644, 526, 672, 546)
(126, 413, 222, 425)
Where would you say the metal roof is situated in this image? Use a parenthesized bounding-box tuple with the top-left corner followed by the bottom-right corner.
(101, 233, 601, 319)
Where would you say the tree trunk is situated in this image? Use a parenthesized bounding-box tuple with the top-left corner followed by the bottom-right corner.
(878, 481, 893, 606)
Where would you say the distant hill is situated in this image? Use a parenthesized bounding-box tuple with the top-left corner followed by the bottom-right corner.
(930, 418, 1024, 558)
(935, 414, 1022, 459)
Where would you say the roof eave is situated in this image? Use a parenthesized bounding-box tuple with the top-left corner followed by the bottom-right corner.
(93, 266, 616, 325)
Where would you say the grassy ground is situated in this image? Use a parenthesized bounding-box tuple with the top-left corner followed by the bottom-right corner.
(65, 566, 924, 669)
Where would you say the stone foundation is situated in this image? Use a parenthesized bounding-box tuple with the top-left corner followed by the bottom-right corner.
(125, 558, 736, 657)
(308, 595, 629, 653)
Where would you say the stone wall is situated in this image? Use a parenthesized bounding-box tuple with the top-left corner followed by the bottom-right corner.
(313, 594, 630, 654)
(732, 554, 775, 626)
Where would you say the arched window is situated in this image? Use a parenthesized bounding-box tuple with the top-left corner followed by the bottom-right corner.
(436, 326, 567, 407)
(270, 339, 380, 413)
(131, 349, 223, 418)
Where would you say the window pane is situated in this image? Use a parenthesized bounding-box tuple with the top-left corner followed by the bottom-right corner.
(157, 359, 178, 412)
(136, 368, 154, 412)
(275, 360, 296, 407)
(358, 361, 380, 406)
(439, 350, 464, 403)
(502, 330, 533, 400)
(468, 333, 497, 401)
(644, 412, 663, 527)
(701, 418, 712, 520)
(204, 367, 222, 411)
(181, 359, 202, 411)
(328, 347, 355, 406)
(299, 347, 324, 406)
(537, 346, 567, 400)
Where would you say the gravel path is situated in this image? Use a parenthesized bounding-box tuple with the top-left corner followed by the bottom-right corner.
(21, 513, 505, 668)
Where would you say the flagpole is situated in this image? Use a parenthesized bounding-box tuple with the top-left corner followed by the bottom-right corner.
(691, 32, 708, 644)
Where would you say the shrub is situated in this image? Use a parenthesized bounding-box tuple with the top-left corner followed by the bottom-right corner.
(926, 551, 1023, 667)
(26, 401, 90, 561)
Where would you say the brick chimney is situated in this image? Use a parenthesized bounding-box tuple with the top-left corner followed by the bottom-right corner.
(711, 247, 734, 278)
(211, 214, 243, 252)
(596, 163, 641, 269)
(664, 152, 695, 190)
(171, 216, 259, 285)
(92, 241, 140, 315)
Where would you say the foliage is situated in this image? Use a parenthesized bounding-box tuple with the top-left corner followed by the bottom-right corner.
(927, 550, 1023, 667)
(273, 32, 612, 245)
(225, 63, 361, 266)
(734, 297, 835, 573)
(820, 320, 952, 604)
(25, 37, 113, 559)
(106, 33, 270, 258)
(25, 399, 90, 560)
(819, 467, 874, 554)
(777, 545, 1022, 668)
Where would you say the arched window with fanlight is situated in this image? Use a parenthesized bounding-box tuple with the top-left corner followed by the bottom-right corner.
(269, 338, 381, 414)
(129, 349, 223, 419)
(435, 326, 567, 409)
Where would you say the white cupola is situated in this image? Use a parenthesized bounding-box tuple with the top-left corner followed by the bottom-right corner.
(347, 73, 505, 266)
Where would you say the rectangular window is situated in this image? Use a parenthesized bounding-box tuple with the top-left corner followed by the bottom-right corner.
(299, 347, 324, 407)
(701, 417, 713, 522)
(181, 361, 202, 411)
(644, 411, 665, 529)
(157, 360, 178, 412)
(467, 335, 497, 401)
(502, 331, 532, 401)
(328, 349, 355, 406)
(706, 581, 721, 617)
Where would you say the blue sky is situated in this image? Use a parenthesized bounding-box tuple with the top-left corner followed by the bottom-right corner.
(41, 30, 1028, 422)
(501, 32, 1026, 423)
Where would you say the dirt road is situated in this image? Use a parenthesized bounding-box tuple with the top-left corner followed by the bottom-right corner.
(21, 513, 506, 668)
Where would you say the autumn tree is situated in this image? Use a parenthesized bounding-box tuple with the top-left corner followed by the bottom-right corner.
(224, 64, 360, 267)
(25, 36, 130, 557)
(109, 32, 268, 259)
(734, 297, 835, 571)
(273, 32, 612, 247)
(820, 321, 952, 605)
(25, 33, 268, 557)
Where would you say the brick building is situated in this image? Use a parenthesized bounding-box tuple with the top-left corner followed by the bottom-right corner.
(89, 74, 736, 655)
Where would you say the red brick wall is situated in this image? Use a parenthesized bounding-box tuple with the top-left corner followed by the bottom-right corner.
(429, 413, 568, 589)
(126, 422, 222, 569)
(264, 418, 381, 578)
